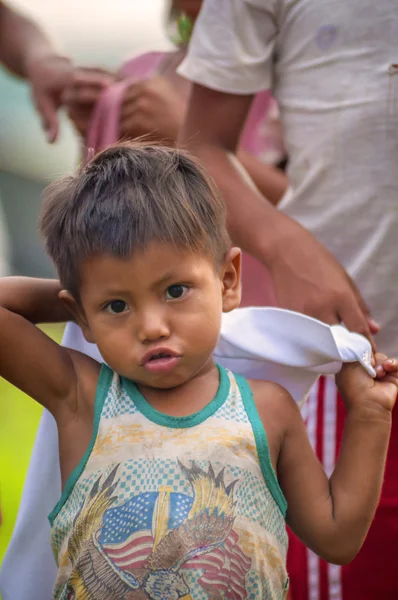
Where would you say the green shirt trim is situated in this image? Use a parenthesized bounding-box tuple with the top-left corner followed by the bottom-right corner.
(48, 363, 112, 526)
(122, 364, 229, 429)
(235, 373, 288, 518)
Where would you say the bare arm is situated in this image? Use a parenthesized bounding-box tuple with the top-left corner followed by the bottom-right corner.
(0, 2, 58, 77)
(237, 150, 287, 207)
(0, 277, 93, 419)
(255, 357, 396, 564)
(179, 84, 377, 343)
(0, 2, 72, 141)
(180, 88, 274, 259)
(0, 277, 70, 323)
(115, 75, 287, 205)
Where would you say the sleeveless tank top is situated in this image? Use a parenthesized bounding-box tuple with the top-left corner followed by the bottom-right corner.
(49, 365, 289, 600)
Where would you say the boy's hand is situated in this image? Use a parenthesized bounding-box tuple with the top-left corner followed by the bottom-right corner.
(336, 353, 398, 415)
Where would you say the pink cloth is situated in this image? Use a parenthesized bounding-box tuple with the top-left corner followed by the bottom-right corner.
(86, 51, 276, 308)
(86, 52, 164, 152)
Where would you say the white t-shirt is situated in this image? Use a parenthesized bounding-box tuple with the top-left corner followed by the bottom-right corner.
(179, 0, 398, 355)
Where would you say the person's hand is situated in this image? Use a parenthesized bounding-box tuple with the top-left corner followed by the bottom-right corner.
(26, 53, 73, 143)
(62, 67, 116, 138)
(266, 219, 379, 348)
(119, 76, 185, 144)
(336, 354, 398, 415)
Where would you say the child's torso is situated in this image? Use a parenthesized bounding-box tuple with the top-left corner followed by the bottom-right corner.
(50, 365, 289, 600)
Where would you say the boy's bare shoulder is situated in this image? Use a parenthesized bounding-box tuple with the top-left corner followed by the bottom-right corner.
(247, 378, 301, 425)
(247, 379, 294, 404)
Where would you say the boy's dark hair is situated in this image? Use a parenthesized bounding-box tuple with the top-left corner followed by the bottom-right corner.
(40, 143, 231, 295)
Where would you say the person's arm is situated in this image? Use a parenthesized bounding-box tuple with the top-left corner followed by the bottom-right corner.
(254, 355, 397, 564)
(180, 87, 376, 342)
(0, 2, 57, 77)
(116, 74, 287, 204)
(0, 276, 70, 323)
(0, 2, 72, 141)
(237, 150, 287, 207)
(0, 277, 88, 419)
(178, 0, 377, 343)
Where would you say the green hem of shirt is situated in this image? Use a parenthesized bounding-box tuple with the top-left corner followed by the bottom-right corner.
(48, 363, 112, 526)
(235, 373, 288, 518)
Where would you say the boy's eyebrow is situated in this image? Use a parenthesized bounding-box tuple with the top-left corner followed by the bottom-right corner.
(91, 267, 196, 300)
(150, 270, 188, 289)
(94, 271, 187, 298)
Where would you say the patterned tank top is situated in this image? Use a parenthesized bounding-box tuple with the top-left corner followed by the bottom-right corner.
(50, 365, 289, 600)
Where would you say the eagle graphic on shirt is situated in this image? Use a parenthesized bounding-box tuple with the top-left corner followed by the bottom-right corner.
(64, 460, 251, 600)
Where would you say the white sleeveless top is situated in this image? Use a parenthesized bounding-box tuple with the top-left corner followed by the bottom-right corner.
(50, 365, 289, 599)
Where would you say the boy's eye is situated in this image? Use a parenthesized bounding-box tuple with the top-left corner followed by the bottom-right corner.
(106, 300, 128, 314)
(165, 285, 187, 300)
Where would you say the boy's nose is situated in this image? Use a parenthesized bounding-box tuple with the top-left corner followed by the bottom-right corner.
(137, 312, 170, 344)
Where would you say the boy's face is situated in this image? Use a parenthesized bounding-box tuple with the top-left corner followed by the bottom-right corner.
(69, 242, 241, 389)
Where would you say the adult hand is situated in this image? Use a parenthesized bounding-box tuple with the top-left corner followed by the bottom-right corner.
(119, 76, 185, 144)
(62, 66, 115, 138)
(26, 53, 73, 143)
(267, 218, 379, 348)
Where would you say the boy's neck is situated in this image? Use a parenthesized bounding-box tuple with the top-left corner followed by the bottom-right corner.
(135, 358, 219, 417)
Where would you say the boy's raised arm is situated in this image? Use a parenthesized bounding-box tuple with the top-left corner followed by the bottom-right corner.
(0, 277, 80, 417)
(262, 357, 396, 565)
(0, 277, 70, 323)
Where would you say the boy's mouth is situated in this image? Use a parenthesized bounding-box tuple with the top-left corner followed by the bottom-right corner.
(141, 348, 181, 374)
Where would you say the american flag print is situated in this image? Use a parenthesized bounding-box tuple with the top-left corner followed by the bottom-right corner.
(96, 462, 252, 600)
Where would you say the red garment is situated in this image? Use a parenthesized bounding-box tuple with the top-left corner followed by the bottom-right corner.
(287, 376, 398, 600)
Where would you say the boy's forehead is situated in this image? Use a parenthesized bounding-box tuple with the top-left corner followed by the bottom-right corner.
(79, 243, 217, 292)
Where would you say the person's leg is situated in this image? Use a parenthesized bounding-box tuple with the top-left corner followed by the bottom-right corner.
(287, 376, 398, 600)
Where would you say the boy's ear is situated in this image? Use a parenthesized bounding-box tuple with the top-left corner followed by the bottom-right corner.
(221, 247, 242, 313)
(58, 290, 95, 343)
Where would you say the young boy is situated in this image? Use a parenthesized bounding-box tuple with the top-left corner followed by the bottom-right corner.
(1, 144, 396, 600)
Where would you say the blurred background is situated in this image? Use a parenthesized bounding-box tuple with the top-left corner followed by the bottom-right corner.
(0, 0, 170, 277)
(0, 0, 170, 562)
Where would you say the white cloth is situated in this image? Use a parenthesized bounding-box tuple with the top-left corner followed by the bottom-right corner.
(178, 0, 398, 356)
(0, 309, 374, 600)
